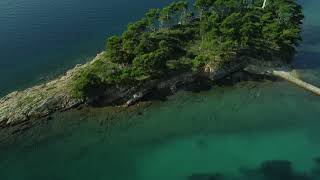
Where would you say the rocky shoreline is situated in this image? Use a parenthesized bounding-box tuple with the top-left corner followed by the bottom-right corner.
(0, 52, 281, 129)
(0, 53, 107, 127)
(0, 65, 83, 127)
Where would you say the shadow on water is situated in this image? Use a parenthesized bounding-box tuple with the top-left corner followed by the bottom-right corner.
(187, 159, 320, 180)
(0, 0, 319, 180)
(0, 4, 319, 179)
(0, 81, 320, 180)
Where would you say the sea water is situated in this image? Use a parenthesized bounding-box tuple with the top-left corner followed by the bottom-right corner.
(0, 82, 320, 180)
(0, 0, 320, 180)
(0, 0, 178, 96)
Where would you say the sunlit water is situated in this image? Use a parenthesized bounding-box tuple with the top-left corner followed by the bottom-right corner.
(1, 82, 320, 180)
(1, 0, 320, 180)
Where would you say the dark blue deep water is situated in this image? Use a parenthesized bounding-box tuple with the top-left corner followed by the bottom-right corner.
(0, 1, 320, 180)
(0, 0, 178, 96)
(0, 0, 319, 94)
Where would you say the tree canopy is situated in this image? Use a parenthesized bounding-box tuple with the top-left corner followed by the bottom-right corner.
(72, 0, 304, 99)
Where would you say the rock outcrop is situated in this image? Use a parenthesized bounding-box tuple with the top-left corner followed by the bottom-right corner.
(0, 66, 83, 126)
(0, 52, 246, 127)
(244, 60, 320, 97)
(0, 52, 105, 126)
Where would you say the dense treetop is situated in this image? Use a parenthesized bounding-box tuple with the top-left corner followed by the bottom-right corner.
(71, 0, 304, 99)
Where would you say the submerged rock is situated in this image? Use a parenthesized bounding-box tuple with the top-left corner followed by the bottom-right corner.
(256, 160, 312, 180)
(312, 157, 320, 176)
(259, 160, 293, 179)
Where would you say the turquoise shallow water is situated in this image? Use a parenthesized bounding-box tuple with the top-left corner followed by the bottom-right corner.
(1, 0, 320, 180)
(1, 82, 320, 180)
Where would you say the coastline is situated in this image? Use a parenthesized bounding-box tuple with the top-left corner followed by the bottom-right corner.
(0, 52, 106, 127)
(0, 51, 272, 129)
(0, 0, 305, 132)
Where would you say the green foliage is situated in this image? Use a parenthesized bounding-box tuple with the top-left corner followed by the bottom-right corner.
(132, 49, 168, 77)
(106, 36, 130, 64)
(146, 8, 161, 31)
(220, 12, 242, 45)
(197, 0, 303, 61)
(192, 54, 210, 71)
(71, 70, 105, 99)
(72, 0, 304, 99)
(195, 0, 216, 13)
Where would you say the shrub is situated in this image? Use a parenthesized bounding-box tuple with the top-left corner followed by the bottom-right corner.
(71, 70, 106, 99)
(192, 55, 209, 71)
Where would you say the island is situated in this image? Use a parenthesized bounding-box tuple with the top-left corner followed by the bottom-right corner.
(0, 0, 305, 127)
